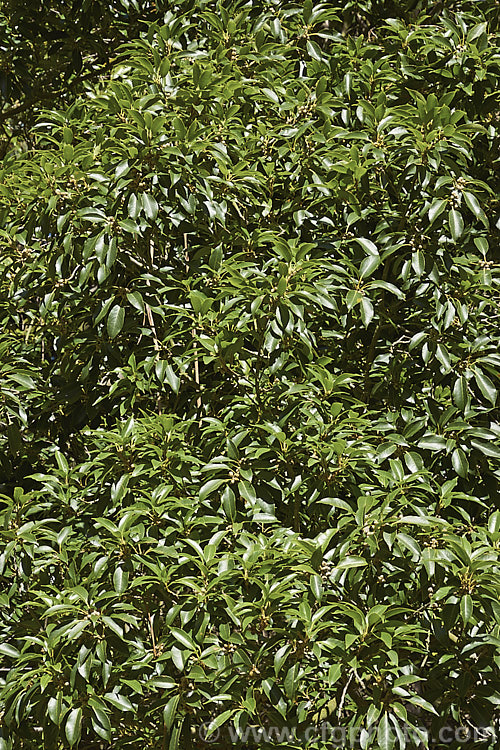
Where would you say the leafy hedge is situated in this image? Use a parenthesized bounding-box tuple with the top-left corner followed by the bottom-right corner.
(0, 1, 499, 748)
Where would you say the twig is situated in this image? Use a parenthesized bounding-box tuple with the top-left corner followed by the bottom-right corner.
(337, 671, 354, 719)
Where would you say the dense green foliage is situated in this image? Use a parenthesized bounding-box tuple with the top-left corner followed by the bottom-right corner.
(1, 1, 500, 748)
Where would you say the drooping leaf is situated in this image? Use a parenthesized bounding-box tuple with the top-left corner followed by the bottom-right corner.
(107, 304, 125, 339)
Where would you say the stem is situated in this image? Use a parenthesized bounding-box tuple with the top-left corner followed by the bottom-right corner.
(337, 671, 354, 719)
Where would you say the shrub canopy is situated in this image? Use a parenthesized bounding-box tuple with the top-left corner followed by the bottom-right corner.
(0, 1, 499, 749)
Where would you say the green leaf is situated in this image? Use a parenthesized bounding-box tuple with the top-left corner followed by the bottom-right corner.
(467, 22, 487, 41)
(128, 193, 141, 219)
(55, 451, 69, 473)
(428, 198, 447, 224)
(451, 447, 468, 478)
(199, 479, 225, 502)
(366, 702, 381, 727)
(356, 237, 379, 256)
(328, 664, 342, 686)
(104, 692, 134, 712)
(448, 209, 464, 240)
(47, 693, 64, 726)
(65, 708, 82, 747)
(346, 289, 362, 309)
(113, 567, 128, 594)
(453, 376, 468, 409)
(463, 191, 487, 225)
(411, 249, 425, 277)
(417, 435, 447, 451)
(488, 511, 500, 534)
(163, 694, 180, 730)
(261, 88, 279, 104)
(7, 372, 36, 389)
(204, 709, 234, 738)
(170, 627, 197, 651)
(359, 255, 380, 279)
(107, 304, 125, 339)
(377, 713, 395, 750)
(102, 616, 123, 638)
(143, 193, 158, 220)
(156, 361, 180, 393)
(360, 296, 374, 326)
(474, 237, 488, 255)
(307, 40, 324, 63)
(118, 218, 140, 234)
(335, 556, 367, 570)
(111, 474, 129, 503)
(164, 364, 180, 394)
(274, 644, 291, 676)
(406, 695, 438, 715)
(474, 369, 497, 405)
(435, 344, 451, 372)
(238, 481, 257, 504)
(368, 280, 404, 298)
(221, 485, 236, 521)
(397, 533, 421, 558)
(90, 701, 111, 733)
(469, 439, 500, 459)
(77, 656, 91, 680)
(310, 573, 323, 601)
(488, 510, 500, 534)
(0, 643, 21, 658)
(460, 594, 473, 624)
(115, 160, 129, 179)
(209, 246, 223, 270)
(77, 207, 107, 222)
(127, 291, 144, 312)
